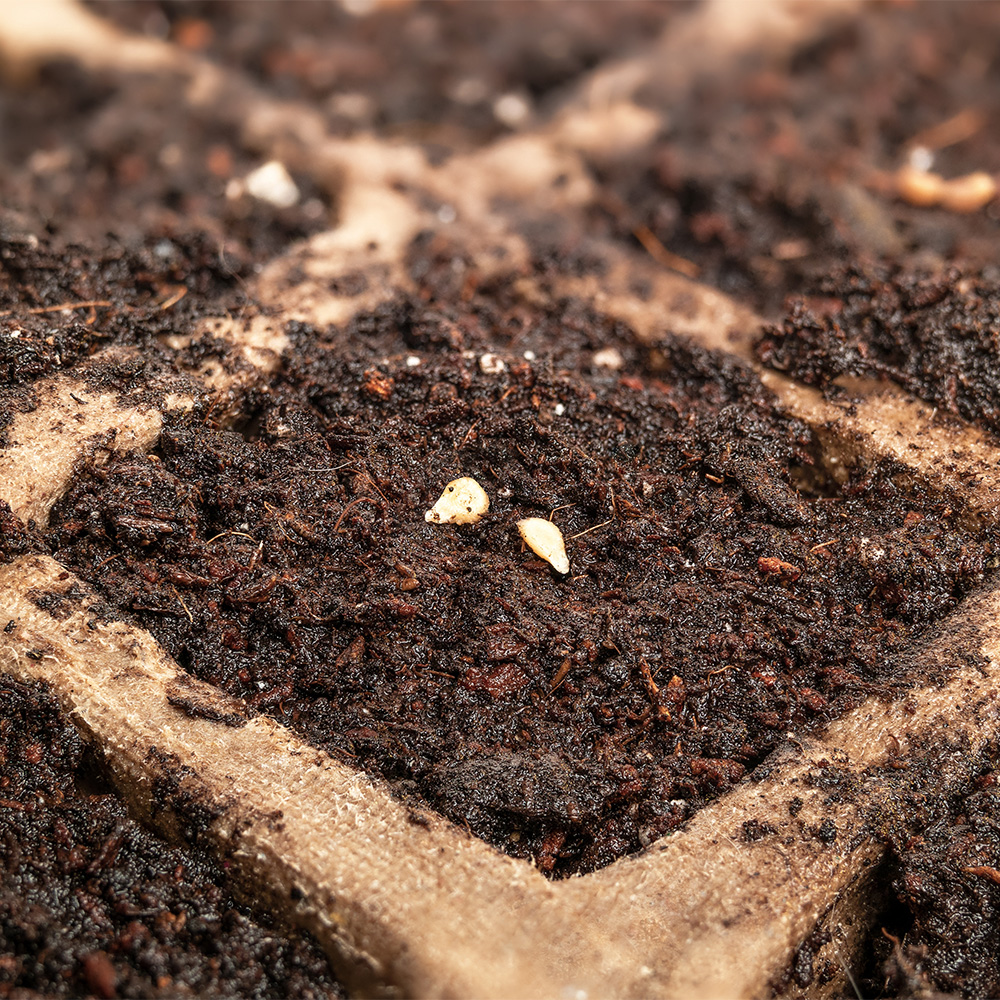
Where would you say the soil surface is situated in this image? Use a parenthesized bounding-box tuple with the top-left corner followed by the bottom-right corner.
(610, 2, 1000, 316)
(3, 1, 1000, 997)
(87, 0, 672, 146)
(875, 737, 1000, 999)
(757, 265, 1000, 439)
(47, 282, 993, 877)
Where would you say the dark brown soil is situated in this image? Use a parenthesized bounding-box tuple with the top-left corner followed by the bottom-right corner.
(47, 278, 992, 875)
(598, 4, 1000, 315)
(0, 673, 343, 999)
(756, 265, 1000, 439)
(868, 738, 1000, 999)
(85, 0, 674, 144)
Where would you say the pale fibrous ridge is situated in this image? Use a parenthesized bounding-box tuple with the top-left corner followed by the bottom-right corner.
(5, 2, 1000, 998)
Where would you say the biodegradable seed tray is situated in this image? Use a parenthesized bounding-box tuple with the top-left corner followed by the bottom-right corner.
(4, 3, 1000, 997)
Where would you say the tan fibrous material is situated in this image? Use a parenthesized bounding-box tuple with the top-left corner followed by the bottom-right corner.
(0, 365, 195, 526)
(7, 4, 1000, 996)
(0, 0, 172, 80)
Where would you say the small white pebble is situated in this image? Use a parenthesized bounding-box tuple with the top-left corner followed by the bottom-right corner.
(523, 350, 536, 361)
(493, 92, 531, 128)
(245, 160, 300, 208)
(437, 204, 457, 224)
(517, 518, 570, 574)
(479, 353, 506, 375)
(425, 477, 490, 525)
(592, 347, 624, 370)
(908, 145, 934, 173)
(554, 403, 566, 416)
(406, 355, 421, 367)
(642, 481, 654, 497)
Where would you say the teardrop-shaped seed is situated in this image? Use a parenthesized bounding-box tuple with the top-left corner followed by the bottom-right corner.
(517, 517, 569, 574)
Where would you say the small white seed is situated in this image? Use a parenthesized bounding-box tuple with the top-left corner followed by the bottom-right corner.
(592, 347, 624, 370)
(479, 353, 506, 375)
(517, 517, 570, 574)
(425, 477, 489, 525)
(245, 160, 300, 208)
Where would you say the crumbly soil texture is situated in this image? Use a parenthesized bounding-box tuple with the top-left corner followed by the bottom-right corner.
(3, 2, 1000, 997)
(875, 738, 1000, 1000)
(756, 265, 1000, 440)
(46, 284, 994, 878)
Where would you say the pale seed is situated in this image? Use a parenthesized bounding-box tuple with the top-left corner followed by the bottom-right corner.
(517, 517, 570, 574)
(425, 477, 490, 525)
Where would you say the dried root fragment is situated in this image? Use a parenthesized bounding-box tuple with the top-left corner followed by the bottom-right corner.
(425, 477, 490, 525)
(896, 164, 997, 212)
(517, 518, 570, 574)
(896, 163, 945, 207)
(940, 171, 997, 213)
